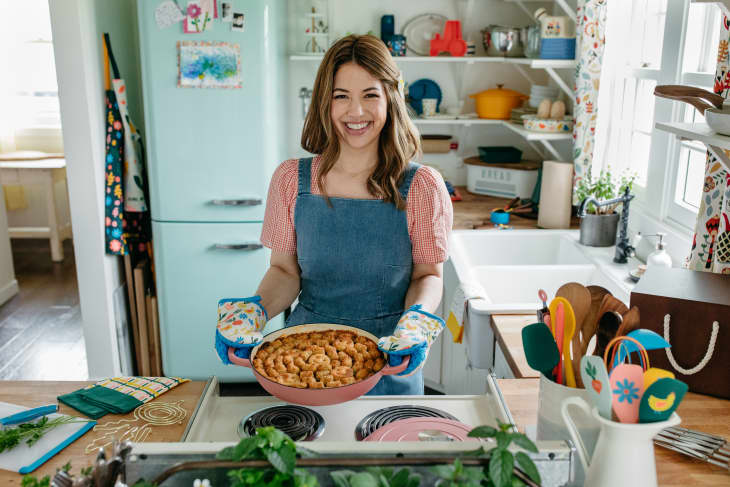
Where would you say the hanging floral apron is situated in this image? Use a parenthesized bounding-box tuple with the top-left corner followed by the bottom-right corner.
(688, 13, 730, 274)
(103, 34, 127, 255)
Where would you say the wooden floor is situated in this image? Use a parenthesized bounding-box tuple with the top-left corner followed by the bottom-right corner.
(0, 239, 87, 380)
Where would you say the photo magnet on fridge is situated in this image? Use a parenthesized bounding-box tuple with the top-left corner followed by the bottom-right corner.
(221, 2, 233, 22)
(232, 13, 245, 32)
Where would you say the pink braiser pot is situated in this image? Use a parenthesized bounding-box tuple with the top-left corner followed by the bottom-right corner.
(227, 323, 409, 406)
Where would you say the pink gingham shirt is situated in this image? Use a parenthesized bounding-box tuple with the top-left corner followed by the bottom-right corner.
(261, 157, 453, 264)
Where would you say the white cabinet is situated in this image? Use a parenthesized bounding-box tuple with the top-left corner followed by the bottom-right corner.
(493, 342, 516, 379)
(0, 186, 18, 306)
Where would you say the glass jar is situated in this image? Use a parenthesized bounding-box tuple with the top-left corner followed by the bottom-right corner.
(522, 24, 541, 59)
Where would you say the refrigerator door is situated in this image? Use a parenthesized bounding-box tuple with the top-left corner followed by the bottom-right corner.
(153, 221, 283, 381)
(137, 0, 286, 222)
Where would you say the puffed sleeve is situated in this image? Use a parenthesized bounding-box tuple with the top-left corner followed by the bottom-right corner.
(406, 166, 454, 264)
(260, 159, 299, 254)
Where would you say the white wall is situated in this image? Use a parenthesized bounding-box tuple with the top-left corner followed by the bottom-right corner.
(49, 0, 144, 379)
(0, 186, 19, 305)
(285, 0, 574, 184)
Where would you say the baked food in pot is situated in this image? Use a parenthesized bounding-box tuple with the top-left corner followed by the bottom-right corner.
(252, 330, 386, 388)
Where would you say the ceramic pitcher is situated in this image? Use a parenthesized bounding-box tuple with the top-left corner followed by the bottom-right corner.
(561, 397, 680, 487)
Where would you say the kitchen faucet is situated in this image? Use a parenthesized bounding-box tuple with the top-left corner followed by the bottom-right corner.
(578, 186, 636, 264)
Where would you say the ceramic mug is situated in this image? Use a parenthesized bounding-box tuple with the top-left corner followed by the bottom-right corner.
(422, 98, 438, 117)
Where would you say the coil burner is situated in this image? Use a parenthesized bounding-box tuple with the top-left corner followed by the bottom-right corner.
(355, 405, 458, 441)
(238, 405, 325, 441)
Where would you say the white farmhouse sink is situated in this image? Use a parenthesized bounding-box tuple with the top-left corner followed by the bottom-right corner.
(448, 230, 635, 315)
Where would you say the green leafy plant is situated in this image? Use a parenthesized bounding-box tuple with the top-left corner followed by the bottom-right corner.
(575, 166, 636, 215)
(431, 459, 485, 487)
(0, 416, 86, 454)
(216, 426, 319, 486)
(331, 466, 421, 487)
(21, 476, 50, 487)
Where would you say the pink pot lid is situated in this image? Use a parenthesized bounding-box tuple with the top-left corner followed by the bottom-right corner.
(364, 417, 479, 442)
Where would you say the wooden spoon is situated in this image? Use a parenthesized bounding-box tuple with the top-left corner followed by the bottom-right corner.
(581, 286, 611, 356)
(556, 283, 591, 388)
(617, 306, 641, 337)
(593, 310, 622, 358)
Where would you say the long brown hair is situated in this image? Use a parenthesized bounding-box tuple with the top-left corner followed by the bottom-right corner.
(301, 34, 421, 210)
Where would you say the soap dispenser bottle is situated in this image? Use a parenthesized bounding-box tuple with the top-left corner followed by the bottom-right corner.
(647, 232, 672, 268)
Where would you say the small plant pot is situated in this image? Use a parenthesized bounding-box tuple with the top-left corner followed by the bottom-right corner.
(579, 212, 620, 247)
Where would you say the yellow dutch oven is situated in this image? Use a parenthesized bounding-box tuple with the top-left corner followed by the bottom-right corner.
(469, 84, 528, 119)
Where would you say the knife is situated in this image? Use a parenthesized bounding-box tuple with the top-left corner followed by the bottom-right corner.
(0, 404, 58, 426)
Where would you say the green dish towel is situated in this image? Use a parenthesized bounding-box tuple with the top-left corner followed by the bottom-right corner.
(58, 386, 144, 419)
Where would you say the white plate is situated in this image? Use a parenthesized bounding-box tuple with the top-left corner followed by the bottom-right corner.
(402, 13, 448, 56)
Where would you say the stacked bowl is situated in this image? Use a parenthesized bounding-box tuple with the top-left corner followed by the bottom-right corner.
(529, 85, 559, 108)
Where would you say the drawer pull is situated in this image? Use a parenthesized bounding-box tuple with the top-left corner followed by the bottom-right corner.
(209, 198, 262, 206)
(213, 243, 263, 251)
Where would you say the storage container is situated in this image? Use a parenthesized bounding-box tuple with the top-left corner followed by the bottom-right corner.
(478, 146, 522, 164)
(464, 157, 539, 198)
(421, 135, 452, 153)
(630, 266, 730, 398)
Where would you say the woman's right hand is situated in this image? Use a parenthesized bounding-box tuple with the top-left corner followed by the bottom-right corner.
(215, 296, 268, 364)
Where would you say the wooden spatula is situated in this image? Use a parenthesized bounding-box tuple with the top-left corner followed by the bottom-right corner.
(617, 306, 640, 337)
(593, 311, 622, 358)
(581, 286, 611, 356)
(556, 283, 591, 388)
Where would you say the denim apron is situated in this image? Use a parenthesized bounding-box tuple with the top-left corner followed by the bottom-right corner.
(286, 157, 423, 395)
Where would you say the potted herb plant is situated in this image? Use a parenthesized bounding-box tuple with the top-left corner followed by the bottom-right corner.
(575, 167, 635, 247)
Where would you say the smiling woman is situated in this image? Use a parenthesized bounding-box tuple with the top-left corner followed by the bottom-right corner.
(216, 35, 453, 397)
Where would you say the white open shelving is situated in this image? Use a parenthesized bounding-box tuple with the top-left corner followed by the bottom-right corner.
(655, 121, 730, 172)
(289, 55, 575, 70)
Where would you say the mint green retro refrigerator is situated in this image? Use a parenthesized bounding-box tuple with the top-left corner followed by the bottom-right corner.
(137, 1, 287, 381)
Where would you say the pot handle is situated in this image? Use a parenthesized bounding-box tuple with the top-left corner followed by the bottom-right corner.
(380, 355, 410, 376)
(227, 347, 252, 368)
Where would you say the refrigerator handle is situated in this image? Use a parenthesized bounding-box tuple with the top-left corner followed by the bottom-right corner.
(212, 243, 263, 251)
(209, 199, 262, 206)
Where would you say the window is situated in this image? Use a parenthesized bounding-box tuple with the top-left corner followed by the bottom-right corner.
(596, 0, 721, 231)
(8, 0, 60, 129)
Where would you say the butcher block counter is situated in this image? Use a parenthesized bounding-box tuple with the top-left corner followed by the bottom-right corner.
(451, 186, 579, 230)
(1, 379, 729, 485)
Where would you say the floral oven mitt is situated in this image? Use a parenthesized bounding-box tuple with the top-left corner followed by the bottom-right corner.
(215, 297, 268, 365)
(378, 305, 446, 377)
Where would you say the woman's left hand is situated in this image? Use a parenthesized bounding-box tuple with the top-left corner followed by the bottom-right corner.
(378, 304, 446, 376)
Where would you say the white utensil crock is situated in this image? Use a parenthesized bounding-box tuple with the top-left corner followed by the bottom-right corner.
(561, 396, 680, 487)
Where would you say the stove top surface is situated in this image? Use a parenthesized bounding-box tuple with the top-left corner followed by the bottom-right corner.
(354, 405, 457, 441)
(238, 405, 325, 441)
(184, 379, 511, 444)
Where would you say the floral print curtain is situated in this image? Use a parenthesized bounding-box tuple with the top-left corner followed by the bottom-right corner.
(572, 0, 608, 204)
(687, 10, 730, 274)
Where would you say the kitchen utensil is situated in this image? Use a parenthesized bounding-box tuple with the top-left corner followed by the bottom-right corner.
(580, 355, 612, 419)
(401, 13, 448, 56)
(521, 114, 574, 132)
(638, 378, 687, 423)
(0, 404, 57, 427)
(469, 85, 528, 120)
(556, 282, 591, 388)
(0, 402, 95, 474)
(643, 367, 675, 390)
(482, 25, 523, 57)
(609, 363, 644, 423)
(538, 289, 548, 308)
(581, 286, 611, 356)
(408, 79, 442, 115)
(522, 322, 560, 380)
(550, 297, 577, 387)
(549, 300, 564, 382)
(616, 329, 671, 365)
(562, 396, 680, 487)
(653, 84, 730, 135)
(538, 288, 549, 323)
(227, 323, 409, 406)
(593, 297, 628, 358)
(364, 417, 477, 442)
(616, 306, 640, 337)
(654, 438, 730, 470)
(658, 426, 730, 464)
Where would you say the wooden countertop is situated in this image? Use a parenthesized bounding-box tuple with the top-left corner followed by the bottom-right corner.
(0, 380, 207, 484)
(493, 320, 730, 486)
(1, 379, 728, 485)
(452, 186, 579, 230)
